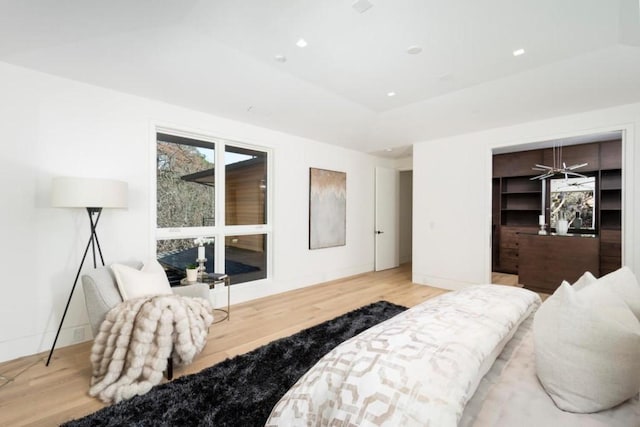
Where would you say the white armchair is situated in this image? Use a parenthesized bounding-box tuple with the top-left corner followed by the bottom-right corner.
(81, 260, 210, 337)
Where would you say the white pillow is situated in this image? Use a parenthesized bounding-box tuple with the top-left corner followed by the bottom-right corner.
(586, 266, 640, 320)
(570, 271, 597, 290)
(533, 281, 640, 413)
(111, 259, 173, 300)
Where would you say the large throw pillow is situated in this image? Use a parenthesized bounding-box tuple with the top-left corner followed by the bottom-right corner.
(585, 266, 640, 320)
(570, 271, 597, 290)
(111, 259, 173, 300)
(533, 281, 640, 413)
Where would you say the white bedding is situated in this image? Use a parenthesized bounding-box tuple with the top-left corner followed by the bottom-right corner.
(266, 285, 541, 427)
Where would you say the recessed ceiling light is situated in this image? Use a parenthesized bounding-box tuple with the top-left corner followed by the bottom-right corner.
(513, 48, 525, 56)
(387, 91, 396, 97)
(274, 54, 287, 63)
(296, 38, 308, 48)
(407, 45, 422, 55)
(352, 0, 373, 14)
(385, 148, 393, 152)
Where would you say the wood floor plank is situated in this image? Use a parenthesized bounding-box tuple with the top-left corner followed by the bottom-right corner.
(0, 263, 452, 426)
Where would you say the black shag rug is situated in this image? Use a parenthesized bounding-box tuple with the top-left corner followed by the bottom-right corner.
(63, 300, 407, 427)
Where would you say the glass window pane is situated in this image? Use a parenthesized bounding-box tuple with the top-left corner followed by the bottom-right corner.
(225, 234, 266, 284)
(549, 176, 596, 231)
(157, 238, 215, 286)
(225, 146, 267, 225)
(157, 134, 215, 228)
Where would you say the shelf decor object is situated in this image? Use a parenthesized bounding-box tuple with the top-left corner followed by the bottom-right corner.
(538, 214, 547, 235)
(46, 176, 128, 366)
(193, 237, 214, 280)
(556, 219, 569, 235)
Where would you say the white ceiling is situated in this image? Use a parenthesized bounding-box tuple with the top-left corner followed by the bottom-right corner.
(1, 0, 639, 157)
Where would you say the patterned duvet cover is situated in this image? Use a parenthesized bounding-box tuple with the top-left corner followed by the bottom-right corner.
(266, 285, 541, 427)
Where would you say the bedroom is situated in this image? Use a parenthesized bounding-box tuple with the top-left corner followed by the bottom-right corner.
(1, 1, 640, 425)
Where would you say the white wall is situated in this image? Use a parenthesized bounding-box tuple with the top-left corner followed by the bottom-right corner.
(413, 102, 639, 290)
(0, 61, 380, 363)
(394, 156, 413, 171)
(399, 171, 413, 264)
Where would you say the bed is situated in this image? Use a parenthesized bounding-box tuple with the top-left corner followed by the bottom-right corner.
(266, 272, 640, 427)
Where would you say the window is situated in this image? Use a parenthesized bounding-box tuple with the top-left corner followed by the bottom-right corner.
(549, 176, 596, 233)
(157, 135, 216, 228)
(225, 146, 267, 226)
(155, 131, 269, 285)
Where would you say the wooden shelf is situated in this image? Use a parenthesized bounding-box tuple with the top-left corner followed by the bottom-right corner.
(600, 169, 621, 190)
(502, 176, 542, 193)
(599, 167, 622, 232)
(500, 211, 540, 226)
(501, 191, 541, 195)
(600, 204, 622, 211)
(600, 210, 622, 230)
(500, 176, 542, 228)
(600, 197, 621, 210)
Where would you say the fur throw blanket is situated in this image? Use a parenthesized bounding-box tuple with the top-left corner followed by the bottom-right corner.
(88, 294, 213, 404)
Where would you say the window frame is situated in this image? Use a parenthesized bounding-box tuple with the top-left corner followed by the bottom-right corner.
(152, 125, 272, 284)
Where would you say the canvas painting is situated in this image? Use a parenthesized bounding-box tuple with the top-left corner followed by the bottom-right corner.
(309, 168, 346, 249)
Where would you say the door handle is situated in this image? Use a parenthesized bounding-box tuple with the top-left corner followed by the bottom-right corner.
(376, 230, 384, 234)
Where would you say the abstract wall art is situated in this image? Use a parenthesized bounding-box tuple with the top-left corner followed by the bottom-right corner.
(309, 168, 346, 249)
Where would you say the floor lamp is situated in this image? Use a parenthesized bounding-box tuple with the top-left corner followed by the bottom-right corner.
(46, 176, 128, 366)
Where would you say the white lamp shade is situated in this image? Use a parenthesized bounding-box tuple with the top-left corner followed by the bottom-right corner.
(51, 176, 128, 208)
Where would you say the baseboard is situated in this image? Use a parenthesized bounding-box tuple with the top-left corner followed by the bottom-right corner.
(412, 272, 476, 291)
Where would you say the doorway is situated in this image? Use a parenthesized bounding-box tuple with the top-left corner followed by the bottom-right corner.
(374, 167, 399, 271)
(374, 167, 412, 271)
(491, 132, 623, 292)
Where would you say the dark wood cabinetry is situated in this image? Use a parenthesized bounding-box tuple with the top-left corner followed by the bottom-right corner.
(599, 166, 622, 274)
(600, 229, 622, 275)
(599, 169, 622, 229)
(543, 143, 600, 172)
(497, 226, 538, 274)
(518, 234, 600, 294)
(600, 140, 622, 169)
(493, 150, 543, 177)
(492, 139, 622, 290)
(493, 173, 541, 273)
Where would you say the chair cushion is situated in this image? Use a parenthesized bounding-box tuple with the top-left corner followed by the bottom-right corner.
(112, 259, 173, 300)
(533, 281, 640, 413)
(82, 260, 142, 336)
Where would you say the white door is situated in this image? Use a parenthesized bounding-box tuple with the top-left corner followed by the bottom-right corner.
(375, 167, 400, 271)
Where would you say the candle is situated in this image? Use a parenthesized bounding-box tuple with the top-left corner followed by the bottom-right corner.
(539, 215, 545, 226)
(198, 245, 205, 260)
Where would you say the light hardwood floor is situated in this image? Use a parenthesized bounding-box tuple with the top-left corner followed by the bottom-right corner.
(0, 264, 520, 426)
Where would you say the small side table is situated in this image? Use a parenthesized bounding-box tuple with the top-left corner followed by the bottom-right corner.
(180, 273, 231, 323)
